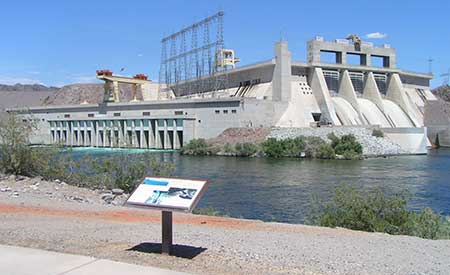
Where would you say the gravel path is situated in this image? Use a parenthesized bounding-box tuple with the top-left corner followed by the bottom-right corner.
(1, 176, 449, 275)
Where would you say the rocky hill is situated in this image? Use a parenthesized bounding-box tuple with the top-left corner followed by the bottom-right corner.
(0, 82, 143, 111)
(0, 84, 59, 92)
(432, 85, 450, 102)
(42, 83, 138, 106)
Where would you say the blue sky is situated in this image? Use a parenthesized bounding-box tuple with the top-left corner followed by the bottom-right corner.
(0, 0, 449, 88)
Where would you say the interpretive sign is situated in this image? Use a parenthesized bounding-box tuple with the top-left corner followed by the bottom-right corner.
(126, 177, 209, 255)
(126, 177, 209, 212)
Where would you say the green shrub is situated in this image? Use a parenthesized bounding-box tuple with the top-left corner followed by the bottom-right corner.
(180, 138, 211, 155)
(327, 133, 363, 159)
(303, 136, 327, 158)
(309, 185, 450, 239)
(261, 138, 285, 158)
(192, 207, 225, 217)
(234, 143, 258, 157)
(372, 129, 384, 138)
(316, 144, 336, 159)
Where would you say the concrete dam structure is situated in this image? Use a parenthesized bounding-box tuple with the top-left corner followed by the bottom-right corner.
(13, 36, 435, 154)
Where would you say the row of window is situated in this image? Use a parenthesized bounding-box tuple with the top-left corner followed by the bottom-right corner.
(63, 111, 187, 119)
(50, 119, 183, 128)
(214, 109, 237, 114)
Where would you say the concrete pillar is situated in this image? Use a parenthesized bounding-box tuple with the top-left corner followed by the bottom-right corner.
(386, 73, 421, 126)
(154, 119, 160, 149)
(272, 41, 292, 102)
(113, 81, 119, 102)
(164, 120, 169, 149)
(309, 67, 341, 125)
(363, 72, 384, 112)
(140, 126, 144, 149)
(338, 70, 364, 125)
(149, 120, 155, 148)
(366, 54, 372, 67)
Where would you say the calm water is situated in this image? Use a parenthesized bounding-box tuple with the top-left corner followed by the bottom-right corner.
(69, 147, 450, 224)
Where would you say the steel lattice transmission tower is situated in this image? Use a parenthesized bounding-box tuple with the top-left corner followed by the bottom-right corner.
(158, 11, 228, 98)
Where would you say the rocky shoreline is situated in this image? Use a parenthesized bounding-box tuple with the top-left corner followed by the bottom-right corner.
(268, 127, 406, 157)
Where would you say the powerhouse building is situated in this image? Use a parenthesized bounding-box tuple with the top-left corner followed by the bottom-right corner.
(14, 37, 436, 153)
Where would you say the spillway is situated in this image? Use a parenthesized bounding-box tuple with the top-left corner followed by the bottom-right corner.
(357, 98, 391, 127)
(331, 97, 362, 125)
(382, 99, 414, 127)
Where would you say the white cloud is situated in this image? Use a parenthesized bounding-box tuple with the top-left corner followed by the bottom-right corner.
(366, 32, 387, 39)
(72, 75, 98, 83)
(138, 53, 144, 57)
(0, 76, 44, 85)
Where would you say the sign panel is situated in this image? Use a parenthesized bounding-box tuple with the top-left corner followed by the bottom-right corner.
(126, 177, 209, 212)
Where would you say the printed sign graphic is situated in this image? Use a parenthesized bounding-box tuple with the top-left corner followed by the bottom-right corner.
(126, 177, 209, 212)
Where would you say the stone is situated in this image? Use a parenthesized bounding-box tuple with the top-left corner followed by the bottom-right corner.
(8, 175, 16, 181)
(54, 179, 61, 184)
(1, 187, 11, 192)
(101, 194, 115, 203)
(111, 188, 124, 195)
(70, 196, 85, 203)
(16, 175, 27, 181)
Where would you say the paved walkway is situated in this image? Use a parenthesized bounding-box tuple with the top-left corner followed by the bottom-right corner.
(0, 244, 189, 275)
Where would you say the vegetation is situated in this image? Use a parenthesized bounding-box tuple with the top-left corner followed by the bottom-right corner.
(309, 185, 450, 240)
(183, 134, 363, 160)
(234, 143, 259, 157)
(371, 129, 384, 138)
(180, 138, 211, 155)
(0, 113, 175, 193)
(328, 133, 363, 160)
(192, 207, 226, 217)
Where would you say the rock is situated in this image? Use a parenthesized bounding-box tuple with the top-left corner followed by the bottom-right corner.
(11, 192, 19, 198)
(1, 187, 11, 192)
(111, 188, 124, 195)
(8, 175, 16, 181)
(16, 175, 27, 181)
(101, 194, 115, 203)
(70, 196, 85, 203)
(60, 181, 67, 186)
(54, 179, 61, 184)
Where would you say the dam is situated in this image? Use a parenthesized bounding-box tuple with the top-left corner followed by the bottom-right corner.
(10, 13, 436, 154)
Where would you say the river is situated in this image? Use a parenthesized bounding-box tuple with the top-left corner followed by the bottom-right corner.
(69, 148, 450, 224)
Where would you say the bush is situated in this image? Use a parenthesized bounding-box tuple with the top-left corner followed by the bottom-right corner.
(309, 185, 450, 239)
(327, 133, 363, 160)
(180, 139, 211, 155)
(234, 143, 258, 157)
(0, 113, 41, 176)
(316, 144, 336, 159)
(192, 207, 225, 217)
(261, 138, 285, 158)
(372, 129, 384, 138)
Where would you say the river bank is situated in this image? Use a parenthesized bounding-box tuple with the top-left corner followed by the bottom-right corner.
(182, 127, 418, 159)
(1, 176, 449, 275)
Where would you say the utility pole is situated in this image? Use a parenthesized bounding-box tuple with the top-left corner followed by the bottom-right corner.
(427, 57, 433, 74)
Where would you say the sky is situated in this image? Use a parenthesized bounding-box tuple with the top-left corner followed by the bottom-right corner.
(0, 0, 449, 88)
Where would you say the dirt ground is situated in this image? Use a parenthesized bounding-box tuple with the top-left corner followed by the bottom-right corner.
(1, 175, 450, 275)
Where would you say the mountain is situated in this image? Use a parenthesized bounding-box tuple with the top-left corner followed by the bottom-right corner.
(0, 83, 59, 92)
(432, 85, 450, 102)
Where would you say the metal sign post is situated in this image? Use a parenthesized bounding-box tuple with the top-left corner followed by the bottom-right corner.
(126, 177, 210, 256)
(161, 211, 173, 255)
